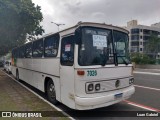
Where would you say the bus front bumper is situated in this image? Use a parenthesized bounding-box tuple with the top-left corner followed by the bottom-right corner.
(75, 85, 135, 110)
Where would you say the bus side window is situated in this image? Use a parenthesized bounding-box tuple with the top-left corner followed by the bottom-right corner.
(25, 43, 32, 58)
(32, 39, 43, 58)
(19, 46, 25, 58)
(44, 34, 59, 57)
(60, 36, 74, 66)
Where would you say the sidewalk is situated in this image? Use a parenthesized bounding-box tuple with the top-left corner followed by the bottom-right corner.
(0, 70, 68, 120)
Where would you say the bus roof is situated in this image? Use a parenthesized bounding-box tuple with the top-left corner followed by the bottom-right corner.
(40, 22, 129, 39)
(60, 22, 129, 34)
(12, 22, 129, 51)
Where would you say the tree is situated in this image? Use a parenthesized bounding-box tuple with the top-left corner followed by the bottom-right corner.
(144, 34, 160, 59)
(0, 0, 44, 56)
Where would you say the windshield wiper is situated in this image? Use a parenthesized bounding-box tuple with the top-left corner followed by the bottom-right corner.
(114, 51, 129, 65)
(118, 55, 129, 65)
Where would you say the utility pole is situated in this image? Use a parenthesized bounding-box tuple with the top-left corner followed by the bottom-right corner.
(51, 22, 65, 32)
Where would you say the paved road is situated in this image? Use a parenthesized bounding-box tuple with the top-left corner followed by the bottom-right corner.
(134, 73, 160, 88)
(129, 73, 160, 111)
(1, 68, 160, 120)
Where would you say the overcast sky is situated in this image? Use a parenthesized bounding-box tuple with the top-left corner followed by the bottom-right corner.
(32, 0, 160, 34)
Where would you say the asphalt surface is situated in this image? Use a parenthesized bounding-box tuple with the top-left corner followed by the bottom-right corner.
(129, 72, 160, 111)
(134, 73, 160, 88)
(0, 68, 160, 120)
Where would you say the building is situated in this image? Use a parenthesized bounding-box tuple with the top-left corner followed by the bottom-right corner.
(125, 20, 160, 56)
(151, 22, 160, 28)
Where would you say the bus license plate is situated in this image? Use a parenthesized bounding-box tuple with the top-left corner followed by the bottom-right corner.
(114, 93, 123, 99)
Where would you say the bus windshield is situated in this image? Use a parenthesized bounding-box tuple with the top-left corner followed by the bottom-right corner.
(113, 31, 131, 65)
(78, 27, 130, 66)
(78, 27, 114, 66)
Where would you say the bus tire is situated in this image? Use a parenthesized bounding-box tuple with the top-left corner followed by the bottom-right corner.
(47, 80, 58, 104)
(16, 70, 20, 81)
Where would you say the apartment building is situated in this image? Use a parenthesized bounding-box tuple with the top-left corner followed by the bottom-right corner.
(125, 20, 160, 55)
(151, 22, 160, 28)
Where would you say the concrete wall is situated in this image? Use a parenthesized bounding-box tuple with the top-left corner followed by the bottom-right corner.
(136, 64, 160, 69)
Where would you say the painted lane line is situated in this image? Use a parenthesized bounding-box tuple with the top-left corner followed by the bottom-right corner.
(134, 85, 160, 91)
(124, 100, 160, 112)
(1, 70, 75, 120)
(136, 68, 160, 71)
(134, 71, 160, 75)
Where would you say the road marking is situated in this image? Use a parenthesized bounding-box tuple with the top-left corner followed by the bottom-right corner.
(136, 68, 160, 71)
(1, 70, 75, 120)
(134, 85, 160, 91)
(124, 100, 160, 112)
(134, 71, 160, 75)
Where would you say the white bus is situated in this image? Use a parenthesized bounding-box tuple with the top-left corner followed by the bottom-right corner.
(12, 22, 135, 110)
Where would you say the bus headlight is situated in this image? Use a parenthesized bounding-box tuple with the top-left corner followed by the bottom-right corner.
(88, 83, 94, 91)
(95, 83, 101, 91)
(129, 78, 134, 84)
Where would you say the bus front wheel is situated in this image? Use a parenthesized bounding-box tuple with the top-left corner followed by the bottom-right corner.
(47, 80, 58, 104)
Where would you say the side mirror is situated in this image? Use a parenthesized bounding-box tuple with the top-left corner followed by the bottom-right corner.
(75, 27, 82, 45)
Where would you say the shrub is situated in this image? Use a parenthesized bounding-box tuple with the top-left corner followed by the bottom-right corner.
(130, 53, 156, 64)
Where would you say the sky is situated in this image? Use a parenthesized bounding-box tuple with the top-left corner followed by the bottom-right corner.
(32, 0, 160, 35)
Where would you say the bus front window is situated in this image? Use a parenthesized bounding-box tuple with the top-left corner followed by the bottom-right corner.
(78, 27, 114, 66)
(113, 31, 131, 65)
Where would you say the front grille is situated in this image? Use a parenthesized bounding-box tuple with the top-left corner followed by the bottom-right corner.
(86, 77, 131, 93)
(100, 78, 129, 91)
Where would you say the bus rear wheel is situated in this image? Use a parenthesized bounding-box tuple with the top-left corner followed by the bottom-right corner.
(47, 80, 58, 104)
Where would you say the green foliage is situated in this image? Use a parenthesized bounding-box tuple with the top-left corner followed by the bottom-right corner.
(0, 0, 44, 56)
(144, 34, 160, 58)
(156, 59, 160, 64)
(132, 34, 160, 65)
(131, 53, 156, 64)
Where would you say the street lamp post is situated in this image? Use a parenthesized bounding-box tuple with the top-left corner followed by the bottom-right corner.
(51, 22, 65, 32)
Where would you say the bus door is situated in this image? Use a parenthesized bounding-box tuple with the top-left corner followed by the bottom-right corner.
(60, 35, 75, 107)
